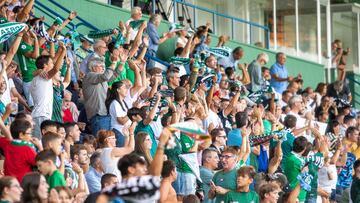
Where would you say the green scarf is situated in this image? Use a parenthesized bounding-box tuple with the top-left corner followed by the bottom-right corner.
(11, 139, 36, 151)
(88, 29, 114, 39)
(0, 22, 27, 43)
(129, 20, 145, 30)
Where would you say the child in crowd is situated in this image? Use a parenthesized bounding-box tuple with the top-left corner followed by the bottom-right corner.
(35, 149, 66, 190)
(223, 166, 259, 203)
(0, 119, 42, 182)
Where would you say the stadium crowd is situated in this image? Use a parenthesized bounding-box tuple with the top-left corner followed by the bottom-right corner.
(0, 0, 359, 203)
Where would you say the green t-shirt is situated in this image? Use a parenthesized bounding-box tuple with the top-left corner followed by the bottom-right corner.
(284, 151, 306, 202)
(47, 169, 66, 190)
(212, 160, 245, 203)
(306, 152, 324, 199)
(17, 42, 38, 82)
(224, 190, 260, 203)
(104, 51, 135, 86)
(52, 83, 64, 122)
(134, 120, 157, 157)
(270, 131, 295, 169)
(164, 133, 195, 173)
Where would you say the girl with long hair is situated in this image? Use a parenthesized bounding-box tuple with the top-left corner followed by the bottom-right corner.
(134, 131, 153, 165)
(105, 81, 132, 147)
(21, 172, 49, 203)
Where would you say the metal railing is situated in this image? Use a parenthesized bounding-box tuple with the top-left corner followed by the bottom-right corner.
(171, 0, 270, 48)
(35, 0, 171, 68)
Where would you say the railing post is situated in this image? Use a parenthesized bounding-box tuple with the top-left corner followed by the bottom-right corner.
(266, 29, 270, 49)
(231, 19, 234, 39)
(152, 0, 156, 14)
(249, 25, 252, 45)
(173, 0, 177, 23)
(212, 13, 216, 35)
(193, 6, 196, 29)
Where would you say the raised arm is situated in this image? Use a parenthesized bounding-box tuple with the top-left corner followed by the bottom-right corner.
(111, 122, 136, 157)
(180, 34, 194, 57)
(23, 31, 39, 59)
(143, 95, 161, 126)
(17, 0, 34, 22)
(57, 11, 77, 31)
(148, 128, 171, 176)
(223, 91, 240, 116)
(63, 57, 72, 89)
(127, 59, 142, 97)
(129, 22, 146, 58)
(0, 113, 12, 140)
(47, 42, 66, 79)
(5, 29, 26, 63)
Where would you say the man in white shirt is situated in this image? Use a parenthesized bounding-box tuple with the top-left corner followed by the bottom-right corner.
(125, 7, 143, 41)
(218, 46, 244, 69)
(31, 44, 66, 138)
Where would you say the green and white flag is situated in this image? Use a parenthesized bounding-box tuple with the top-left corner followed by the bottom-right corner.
(0, 22, 27, 43)
(88, 29, 114, 39)
(169, 56, 190, 66)
(179, 153, 202, 182)
(169, 23, 185, 33)
(129, 20, 145, 30)
(170, 122, 210, 140)
(206, 46, 232, 58)
(114, 32, 127, 48)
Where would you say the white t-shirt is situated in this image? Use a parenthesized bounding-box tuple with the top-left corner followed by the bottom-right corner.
(110, 89, 139, 131)
(109, 99, 131, 132)
(100, 148, 122, 182)
(204, 110, 223, 132)
(30, 76, 53, 118)
(150, 116, 163, 139)
(318, 164, 337, 193)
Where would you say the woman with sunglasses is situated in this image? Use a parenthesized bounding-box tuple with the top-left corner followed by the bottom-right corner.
(97, 124, 136, 181)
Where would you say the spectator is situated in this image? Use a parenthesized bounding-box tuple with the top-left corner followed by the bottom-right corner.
(31, 48, 66, 138)
(35, 149, 66, 190)
(85, 152, 103, 193)
(64, 122, 81, 149)
(209, 128, 227, 158)
(0, 176, 23, 203)
(134, 132, 153, 165)
(84, 173, 118, 203)
(270, 52, 297, 94)
(82, 57, 121, 135)
(327, 80, 352, 103)
(350, 159, 360, 203)
(79, 40, 107, 75)
(0, 119, 40, 182)
(200, 148, 219, 203)
(97, 128, 135, 181)
(159, 160, 178, 202)
(223, 166, 259, 203)
(146, 14, 174, 67)
(21, 172, 49, 202)
(125, 7, 143, 41)
(343, 126, 360, 159)
(283, 136, 308, 203)
(218, 47, 244, 70)
(247, 53, 269, 92)
(258, 182, 281, 203)
(75, 35, 94, 64)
